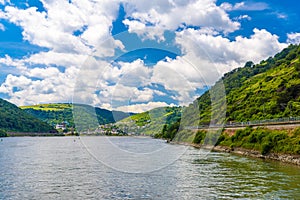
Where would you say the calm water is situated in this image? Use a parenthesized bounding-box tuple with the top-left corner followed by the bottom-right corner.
(0, 136, 299, 199)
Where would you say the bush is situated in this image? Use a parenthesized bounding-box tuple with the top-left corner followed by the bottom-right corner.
(215, 134, 225, 146)
(261, 141, 272, 155)
(193, 130, 206, 144)
(231, 126, 252, 142)
(0, 129, 7, 137)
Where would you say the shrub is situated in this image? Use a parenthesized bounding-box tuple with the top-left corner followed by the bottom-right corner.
(215, 134, 225, 146)
(261, 141, 272, 155)
(193, 130, 206, 144)
(231, 126, 252, 142)
(0, 129, 7, 137)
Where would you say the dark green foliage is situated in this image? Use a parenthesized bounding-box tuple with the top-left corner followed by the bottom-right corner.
(95, 107, 130, 124)
(180, 44, 300, 124)
(24, 107, 75, 127)
(126, 44, 300, 148)
(120, 106, 182, 136)
(160, 120, 181, 140)
(23, 103, 130, 131)
(219, 127, 300, 155)
(215, 134, 225, 146)
(231, 127, 253, 142)
(0, 98, 54, 132)
(0, 129, 7, 137)
(193, 130, 206, 144)
(261, 142, 272, 155)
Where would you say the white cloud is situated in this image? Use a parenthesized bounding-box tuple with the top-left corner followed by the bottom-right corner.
(26, 67, 60, 79)
(0, 74, 31, 95)
(151, 57, 207, 104)
(234, 15, 251, 21)
(123, 0, 240, 40)
(0, 0, 291, 113)
(115, 101, 175, 113)
(0, 55, 27, 72)
(25, 51, 87, 68)
(72, 58, 153, 107)
(0, 0, 124, 106)
(287, 33, 300, 44)
(275, 13, 287, 19)
(1, 0, 121, 55)
(102, 84, 153, 103)
(0, 66, 79, 105)
(0, 23, 5, 31)
(0, 0, 9, 5)
(117, 59, 152, 87)
(221, 2, 268, 11)
(175, 28, 287, 74)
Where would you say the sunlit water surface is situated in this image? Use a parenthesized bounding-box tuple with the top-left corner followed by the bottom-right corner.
(0, 136, 299, 199)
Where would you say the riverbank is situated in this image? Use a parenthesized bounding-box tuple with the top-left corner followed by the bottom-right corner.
(212, 145, 300, 166)
(169, 126, 300, 166)
(169, 141, 300, 166)
(7, 132, 65, 137)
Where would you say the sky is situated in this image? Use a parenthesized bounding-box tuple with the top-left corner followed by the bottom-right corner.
(0, 0, 299, 113)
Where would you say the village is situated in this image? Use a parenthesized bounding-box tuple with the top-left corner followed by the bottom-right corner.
(54, 121, 139, 136)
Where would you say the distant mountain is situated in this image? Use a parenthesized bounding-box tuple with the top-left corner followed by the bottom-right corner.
(0, 98, 54, 135)
(21, 103, 131, 131)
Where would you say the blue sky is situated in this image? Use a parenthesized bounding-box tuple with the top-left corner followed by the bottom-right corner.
(0, 0, 299, 112)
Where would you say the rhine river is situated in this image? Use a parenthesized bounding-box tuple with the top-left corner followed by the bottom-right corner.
(0, 136, 299, 199)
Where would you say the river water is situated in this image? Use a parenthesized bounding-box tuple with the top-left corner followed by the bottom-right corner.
(0, 136, 299, 199)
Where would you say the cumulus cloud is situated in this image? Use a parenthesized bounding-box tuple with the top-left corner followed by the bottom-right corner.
(0, 0, 291, 113)
(72, 57, 153, 108)
(123, 0, 240, 40)
(221, 2, 269, 11)
(151, 57, 207, 104)
(115, 101, 175, 113)
(117, 59, 152, 87)
(0, 0, 124, 106)
(287, 33, 300, 44)
(25, 51, 87, 68)
(0, 63, 79, 105)
(175, 28, 287, 76)
(0, 0, 122, 55)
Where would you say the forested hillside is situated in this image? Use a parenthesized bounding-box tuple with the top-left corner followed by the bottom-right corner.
(0, 98, 54, 135)
(21, 103, 131, 130)
(194, 44, 300, 123)
(117, 106, 181, 136)
(124, 44, 300, 141)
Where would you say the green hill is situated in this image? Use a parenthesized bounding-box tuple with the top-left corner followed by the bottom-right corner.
(122, 44, 300, 141)
(193, 44, 300, 124)
(0, 98, 54, 136)
(21, 103, 131, 131)
(117, 106, 181, 136)
(175, 44, 300, 142)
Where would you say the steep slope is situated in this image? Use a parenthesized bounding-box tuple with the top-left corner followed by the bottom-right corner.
(192, 44, 300, 123)
(123, 44, 300, 140)
(0, 98, 54, 134)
